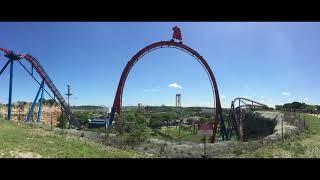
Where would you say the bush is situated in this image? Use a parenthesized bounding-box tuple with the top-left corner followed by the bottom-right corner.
(74, 111, 90, 126)
(149, 118, 162, 129)
(57, 113, 68, 129)
(114, 111, 148, 146)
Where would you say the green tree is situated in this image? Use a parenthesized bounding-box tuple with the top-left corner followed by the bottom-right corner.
(74, 111, 90, 125)
(113, 114, 124, 135)
(124, 111, 136, 122)
(126, 112, 148, 143)
(114, 111, 148, 145)
(149, 114, 163, 129)
(57, 113, 68, 129)
(316, 105, 320, 113)
(275, 105, 283, 111)
(46, 99, 57, 106)
(148, 113, 163, 129)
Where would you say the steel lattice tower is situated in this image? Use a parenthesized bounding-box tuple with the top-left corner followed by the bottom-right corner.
(65, 84, 72, 107)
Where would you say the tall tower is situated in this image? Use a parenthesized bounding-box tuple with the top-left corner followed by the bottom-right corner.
(176, 94, 181, 107)
(65, 84, 72, 107)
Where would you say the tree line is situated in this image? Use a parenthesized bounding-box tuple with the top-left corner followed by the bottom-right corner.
(275, 101, 319, 114)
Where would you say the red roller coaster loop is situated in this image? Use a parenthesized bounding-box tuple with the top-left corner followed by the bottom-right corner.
(110, 27, 227, 142)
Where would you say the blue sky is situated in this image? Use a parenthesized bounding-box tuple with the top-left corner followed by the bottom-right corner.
(0, 22, 319, 108)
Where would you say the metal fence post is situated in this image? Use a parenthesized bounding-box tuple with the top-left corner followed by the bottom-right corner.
(105, 120, 107, 141)
(281, 117, 284, 142)
(51, 114, 52, 130)
(204, 135, 206, 154)
(202, 135, 208, 159)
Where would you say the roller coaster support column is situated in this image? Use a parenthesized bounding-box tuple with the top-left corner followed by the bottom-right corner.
(36, 82, 45, 127)
(221, 118, 228, 141)
(26, 80, 45, 123)
(0, 60, 11, 121)
(8, 58, 14, 121)
(0, 60, 10, 76)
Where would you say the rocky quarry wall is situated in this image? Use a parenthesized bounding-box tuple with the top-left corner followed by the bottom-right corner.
(254, 111, 304, 141)
(242, 111, 278, 140)
(0, 103, 62, 127)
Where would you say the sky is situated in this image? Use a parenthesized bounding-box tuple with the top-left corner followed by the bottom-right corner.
(0, 22, 319, 108)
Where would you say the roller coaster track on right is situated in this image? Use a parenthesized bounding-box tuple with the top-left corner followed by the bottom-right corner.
(227, 97, 268, 141)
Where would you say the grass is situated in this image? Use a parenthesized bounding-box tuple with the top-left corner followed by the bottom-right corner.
(0, 120, 149, 158)
(86, 127, 109, 133)
(234, 113, 320, 158)
(147, 126, 206, 143)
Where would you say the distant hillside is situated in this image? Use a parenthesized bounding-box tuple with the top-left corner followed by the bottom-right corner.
(123, 105, 217, 113)
(71, 105, 107, 112)
(122, 106, 138, 111)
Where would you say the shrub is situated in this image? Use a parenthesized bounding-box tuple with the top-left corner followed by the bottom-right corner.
(74, 111, 90, 126)
(57, 113, 68, 129)
(114, 111, 148, 146)
(149, 118, 162, 129)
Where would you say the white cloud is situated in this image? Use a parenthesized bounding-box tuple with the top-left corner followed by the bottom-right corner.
(221, 95, 226, 99)
(304, 98, 309, 101)
(260, 96, 264, 99)
(281, 92, 290, 96)
(168, 83, 183, 89)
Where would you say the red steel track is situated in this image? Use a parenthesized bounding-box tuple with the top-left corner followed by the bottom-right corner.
(111, 40, 225, 142)
(228, 97, 267, 141)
